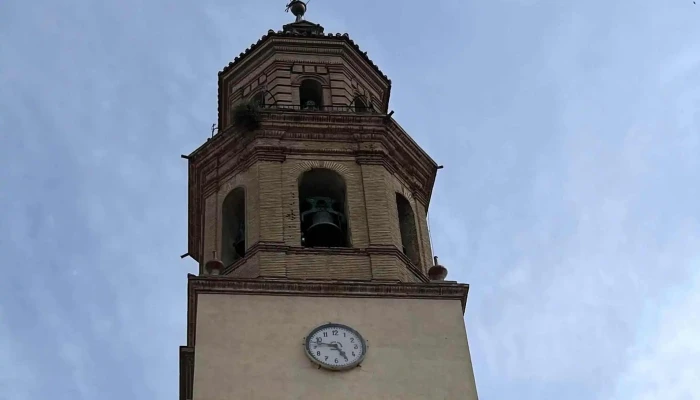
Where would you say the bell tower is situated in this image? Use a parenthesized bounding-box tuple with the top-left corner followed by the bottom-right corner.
(179, 2, 478, 399)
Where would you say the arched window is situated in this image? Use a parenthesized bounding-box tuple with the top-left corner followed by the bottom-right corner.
(221, 187, 246, 266)
(251, 91, 265, 107)
(299, 79, 323, 110)
(396, 193, 420, 266)
(352, 96, 368, 113)
(298, 169, 348, 247)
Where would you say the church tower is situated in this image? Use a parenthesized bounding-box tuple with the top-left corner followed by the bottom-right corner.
(179, 2, 478, 398)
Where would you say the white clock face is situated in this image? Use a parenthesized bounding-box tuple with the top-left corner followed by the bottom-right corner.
(304, 323, 366, 370)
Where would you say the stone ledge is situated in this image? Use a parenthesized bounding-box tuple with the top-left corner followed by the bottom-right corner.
(220, 242, 429, 282)
(185, 275, 469, 346)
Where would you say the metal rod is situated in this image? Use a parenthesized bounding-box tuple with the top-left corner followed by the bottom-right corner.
(427, 212, 436, 262)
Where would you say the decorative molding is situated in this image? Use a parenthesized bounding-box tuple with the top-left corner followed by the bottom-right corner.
(216, 241, 429, 285)
(185, 275, 469, 346)
(260, 111, 386, 126)
(287, 160, 352, 177)
(397, 185, 414, 201)
(219, 180, 247, 202)
(290, 72, 330, 86)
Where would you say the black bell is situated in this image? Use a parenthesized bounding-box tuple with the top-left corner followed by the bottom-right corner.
(300, 197, 345, 247)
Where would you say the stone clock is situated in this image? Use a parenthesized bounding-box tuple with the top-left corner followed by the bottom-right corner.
(304, 323, 367, 370)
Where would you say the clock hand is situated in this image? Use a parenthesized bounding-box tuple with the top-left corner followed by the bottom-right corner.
(328, 342, 348, 360)
(314, 341, 348, 360)
(314, 341, 341, 352)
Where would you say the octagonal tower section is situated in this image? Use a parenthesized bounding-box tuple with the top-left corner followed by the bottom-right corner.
(186, 23, 439, 283)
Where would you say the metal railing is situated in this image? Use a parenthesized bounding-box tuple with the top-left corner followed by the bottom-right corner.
(259, 103, 378, 114)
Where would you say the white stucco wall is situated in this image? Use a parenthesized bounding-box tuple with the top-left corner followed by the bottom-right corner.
(193, 294, 478, 399)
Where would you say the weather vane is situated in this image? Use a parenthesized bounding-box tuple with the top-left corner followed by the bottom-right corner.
(285, 0, 309, 22)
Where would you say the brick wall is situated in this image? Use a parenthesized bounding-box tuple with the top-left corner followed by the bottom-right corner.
(198, 37, 432, 281)
(201, 156, 431, 282)
(220, 39, 391, 129)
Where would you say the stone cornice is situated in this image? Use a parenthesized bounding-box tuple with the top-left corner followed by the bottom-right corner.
(195, 114, 434, 189)
(185, 275, 470, 346)
(219, 32, 390, 85)
(385, 118, 439, 208)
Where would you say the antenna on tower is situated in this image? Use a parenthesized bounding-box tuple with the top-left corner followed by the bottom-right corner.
(427, 212, 436, 258)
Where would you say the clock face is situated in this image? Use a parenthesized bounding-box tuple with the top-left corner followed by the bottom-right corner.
(304, 323, 366, 370)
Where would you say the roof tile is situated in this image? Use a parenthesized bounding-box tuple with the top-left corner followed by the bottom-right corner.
(217, 30, 391, 84)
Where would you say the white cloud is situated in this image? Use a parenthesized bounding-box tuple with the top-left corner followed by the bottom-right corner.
(610, 264, 700, 400)
(2, 1, 699, 400)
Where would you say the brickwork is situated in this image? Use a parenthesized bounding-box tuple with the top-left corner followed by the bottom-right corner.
(220, 37, 389, 128)
(189, 29, 439, 282)
(369, 254, 400, 281)
(257, 161, 285, 242)
(389, 175, 434, 272)
(414, 201, 434, 274)
(181, 19, 478, 400)
(286, 252, 372, 280)
(200, 154, 430, 281)
(227, 252, 260, 278)
(360, 164, 394, 246)
(201, 194, 217, 275)
(259, 251, 287, 277)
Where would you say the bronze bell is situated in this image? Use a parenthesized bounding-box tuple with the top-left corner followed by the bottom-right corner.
(302, 100, 318, 110)
(300, 197, 345, 247)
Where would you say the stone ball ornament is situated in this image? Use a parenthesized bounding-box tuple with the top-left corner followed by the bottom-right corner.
(428, 256, 448, 281)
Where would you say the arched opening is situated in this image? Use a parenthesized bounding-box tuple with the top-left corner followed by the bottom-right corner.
(299, 79, 323, 110)
(396, 193, 420, 266)
(352, 96, 368, 113)
(221, 187, 246, 266)
(251, 91, 265, 107)
(298, 169, 348, 247)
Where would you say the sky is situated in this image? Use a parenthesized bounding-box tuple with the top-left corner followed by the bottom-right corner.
(1, 0, 699, 399)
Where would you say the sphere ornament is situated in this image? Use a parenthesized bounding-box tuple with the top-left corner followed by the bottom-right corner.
(204, 251, 224, 276)
(286, 1, 307, 22)
(428, 256, 448, 281)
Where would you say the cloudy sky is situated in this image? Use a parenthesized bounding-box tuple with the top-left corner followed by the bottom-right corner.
(1, 0, 699, 399)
